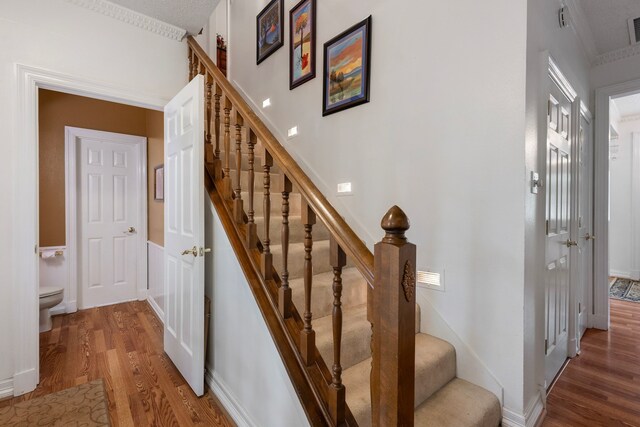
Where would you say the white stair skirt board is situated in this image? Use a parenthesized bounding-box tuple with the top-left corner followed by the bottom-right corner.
(502, 392, 545, 427)
(147, 241, 165, 322)
(205, 368, 258, 427)
(0, 378, 14, 399)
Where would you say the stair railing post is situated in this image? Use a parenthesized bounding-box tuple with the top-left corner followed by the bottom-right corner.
(329, 236, 346, 425)
(213, 83, 222, 180)
(205, 72, 213, 164)
(261, 149, 273, 279)
(371, 205, 416, 427)
(278, 175, 293, 318)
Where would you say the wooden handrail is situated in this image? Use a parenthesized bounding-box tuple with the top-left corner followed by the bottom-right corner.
(187, 36, 374, 287)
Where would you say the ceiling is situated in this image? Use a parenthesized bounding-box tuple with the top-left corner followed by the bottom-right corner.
(109, 0, 219, 35)
(578, 0, 640, 55)
(613, 93, 640, 117)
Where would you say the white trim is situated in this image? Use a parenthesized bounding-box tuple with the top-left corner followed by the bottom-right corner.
(568, 96, 582, 358)
(13, 64, 167, 396)
(593, 77, 640, 331)
(146, 240, 165, 322)
(204, 367, 258, 427)
(594, 44, 640, 67)
(65, 0, 187, 41)
(65, 127, 148, 310)
(610, 269, 632, 280)
(620, 113, 640, 123)
(502, 393, 545, 427)
(0, 378, 14, 400)
(147, 296, 164, 322)
(631, 133, 640, 282)
(548, 56, 577, 102)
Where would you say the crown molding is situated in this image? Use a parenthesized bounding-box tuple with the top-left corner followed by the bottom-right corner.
(66, 0, 187, 41)
(563, 0, 599, 62)
(621, 113, 640, 123)
(593, 43, 640, 67)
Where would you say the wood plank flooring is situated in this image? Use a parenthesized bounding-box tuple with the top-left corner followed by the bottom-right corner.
(543, 299, 640, 426)
(0, 301, 234, 427)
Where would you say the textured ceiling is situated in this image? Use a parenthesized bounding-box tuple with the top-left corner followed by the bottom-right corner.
(579, 0, 640, 54)
(109, 0, 219, 35)
(613, 93, 640, 117)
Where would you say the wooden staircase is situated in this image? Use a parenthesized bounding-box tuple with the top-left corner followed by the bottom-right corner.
(188, 37, 501, 426)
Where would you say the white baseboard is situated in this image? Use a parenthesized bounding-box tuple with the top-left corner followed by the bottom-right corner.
(610, 270, 631, 279)
(12, 368, 37, 396)
(631, 270, 640, 281)
(0, 378, 14, 399)
(137, 289, 148, 300)
(147, 296, 164, 323)
(502, 393, 544, 427)
(590, 313, 609, 330)
(204, 366, 257, 427)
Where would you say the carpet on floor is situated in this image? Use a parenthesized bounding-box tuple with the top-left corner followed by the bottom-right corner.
(0, 379, 111, 426)
(610, 278, 640, 302)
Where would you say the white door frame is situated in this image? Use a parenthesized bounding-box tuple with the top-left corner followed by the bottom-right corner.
(593, 77, 640, 331)
(13, 64, 166, 395)
(65, 127, 148, 311)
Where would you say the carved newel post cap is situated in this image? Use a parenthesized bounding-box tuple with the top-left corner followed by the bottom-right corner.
(380, 205, 410, 244)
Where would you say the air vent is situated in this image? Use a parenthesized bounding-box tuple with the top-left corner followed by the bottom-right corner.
(417, 269, 445, 292)
(629, 17, 640, 44)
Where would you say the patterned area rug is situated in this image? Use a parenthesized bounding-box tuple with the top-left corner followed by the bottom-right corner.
(610, 278, 640, 302)
(0, 379, 110, 426)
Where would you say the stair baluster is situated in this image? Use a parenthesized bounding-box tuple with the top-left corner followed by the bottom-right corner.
(329, 237, 346, 424)
(213, 84, 222, 179)
(205, 72, 213, 164)
(371, 206, 416, 427)
(222, 96, 232, 199)
(261, 149, 273, 279)
(278, 175, 293, 318)
(246, 130, 258, 247)
(188, 47, 194, 80)
(300, 201, 316, 366)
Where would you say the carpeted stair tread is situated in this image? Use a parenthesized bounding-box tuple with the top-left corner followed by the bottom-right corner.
(290, 268, 367, 320)
(314, 304, 370, 371)
(343, 333, 458, 427)
(255, 215, 331, 246)
(271, 239, 332, 280)
(413, 378, 501, 427)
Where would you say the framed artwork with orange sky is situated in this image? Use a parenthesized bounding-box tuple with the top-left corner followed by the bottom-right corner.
(289, 0, 316, 89)
(257, 0, 284, 64)
(322, 16, 372, 116)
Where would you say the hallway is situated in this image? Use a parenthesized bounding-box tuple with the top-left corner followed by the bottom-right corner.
(544, 299, 640, 426)
(0, 301, 233, 426)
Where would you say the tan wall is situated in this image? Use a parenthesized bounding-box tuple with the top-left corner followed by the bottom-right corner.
(38, 89, 164, 247)
(146, 110, 164, 246)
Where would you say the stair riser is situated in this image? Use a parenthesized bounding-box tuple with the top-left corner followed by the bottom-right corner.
(271, 240, 332, 280)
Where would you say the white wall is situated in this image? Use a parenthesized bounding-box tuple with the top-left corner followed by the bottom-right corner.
(0, 0, 186, 389)
(205, 199, 309, 427)
(609, 118, 640, 279)
(523, 0, 592, 419)
(228, 0, 528, 416)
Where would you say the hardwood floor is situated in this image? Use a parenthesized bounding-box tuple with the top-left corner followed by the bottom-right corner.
(0, 301, 234, 427)
(543, 299, 640, 426)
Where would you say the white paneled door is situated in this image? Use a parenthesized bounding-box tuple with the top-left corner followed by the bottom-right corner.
(164, 75, 205, 396)
(544, 80, 573, 387)
(577, 112, 593, 341)
(79, 133, 144, 309)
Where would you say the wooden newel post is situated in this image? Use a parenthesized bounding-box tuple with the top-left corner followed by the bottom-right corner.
(371, 205, 416, 427)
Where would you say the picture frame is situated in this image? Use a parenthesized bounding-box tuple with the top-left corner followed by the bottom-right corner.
(322, 16, 372, 116)
(289, 0, 316, 90)
(257, 0, 284, 65)
(154, 164, 164, 201)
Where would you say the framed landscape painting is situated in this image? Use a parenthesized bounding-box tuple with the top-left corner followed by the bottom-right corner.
(322, 16, 372, 116)
(289, 0, 316, 89)
(257, 0, 284, 64)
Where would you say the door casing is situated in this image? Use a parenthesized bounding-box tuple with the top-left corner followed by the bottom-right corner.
(13, 64, 166, 396)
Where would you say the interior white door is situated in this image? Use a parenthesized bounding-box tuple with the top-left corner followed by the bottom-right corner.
(544, 80, 573, 387)
(164, 74, 205, 396)
(79, 134, 141, 309)
(577, 113, 593, 340)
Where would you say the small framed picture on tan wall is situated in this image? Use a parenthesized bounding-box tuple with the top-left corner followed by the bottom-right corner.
(154, 165, 164, 201)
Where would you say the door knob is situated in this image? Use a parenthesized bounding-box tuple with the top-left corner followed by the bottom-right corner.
(181, 246, 198, 257)
(124, 226, 136, 234)
(565, 239, 578, 247)
(199, 247, 212, 257)
(584, 233, 595, 241)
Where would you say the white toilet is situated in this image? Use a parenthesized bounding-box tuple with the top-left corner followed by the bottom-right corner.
(39, 286, 64, 332)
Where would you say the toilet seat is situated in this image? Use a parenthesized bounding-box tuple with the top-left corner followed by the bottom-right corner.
(40, 286, 63, 298)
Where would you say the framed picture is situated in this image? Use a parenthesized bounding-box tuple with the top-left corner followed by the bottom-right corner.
(257, 0, 284, 64)
(322, 16, 372, 116)
(154, 165, 164, 201)
(289, 0, 316, 89)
